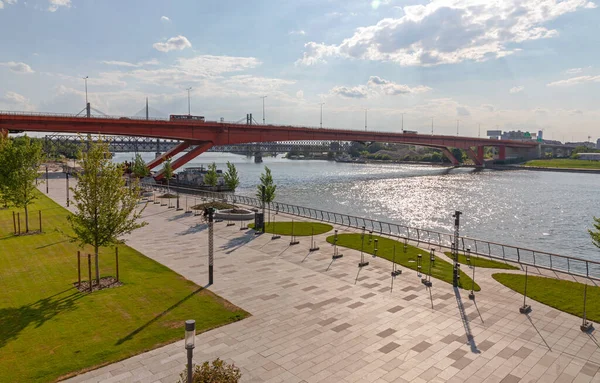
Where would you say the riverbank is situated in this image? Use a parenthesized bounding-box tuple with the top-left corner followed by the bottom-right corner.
(491, 163, 600, 174)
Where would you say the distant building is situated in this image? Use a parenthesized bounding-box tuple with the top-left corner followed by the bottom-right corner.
(578, 153, 600, 161)
(501, 130, 534, 141)
(597, 138, 600, 149)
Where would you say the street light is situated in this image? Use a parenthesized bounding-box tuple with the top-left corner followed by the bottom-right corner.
(319, 103, 325, 128)
(186, 87, 192, 115)
(364, 108, 368, 131)
(401, 113, 404, 133)
(83, 76, 89, 105)
(457, 119, 460, 136)
(431, 117, 434, 135)
(185, 320, 196, 382)
(261, 96, 267, 125)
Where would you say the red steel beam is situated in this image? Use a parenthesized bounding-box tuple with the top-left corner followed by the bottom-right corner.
(498, 146, 506, 160)
(154, 142, 213, 181)
(146, 141, 192, 170)
(441, 147, 460, 165)
(465, 147, 484, 166)
(0, 113, 538, 150)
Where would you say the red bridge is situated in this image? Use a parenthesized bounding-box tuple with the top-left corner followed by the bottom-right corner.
(0, 112, 538, 180)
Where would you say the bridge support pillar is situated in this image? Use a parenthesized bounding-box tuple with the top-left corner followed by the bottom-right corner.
(154, 142, 213, 181)
(441, 147, 460, 166)
(465, 147, 485, 167)
(498, 146, 506, 161)
(146, 141, 192, 170)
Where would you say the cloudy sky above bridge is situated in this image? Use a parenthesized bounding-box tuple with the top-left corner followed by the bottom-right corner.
(0, 0, 599, 141)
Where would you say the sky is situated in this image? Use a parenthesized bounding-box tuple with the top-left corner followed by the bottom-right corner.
(0, 0, 599, 142)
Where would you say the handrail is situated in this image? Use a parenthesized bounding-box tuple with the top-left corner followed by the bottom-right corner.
(143, 182, 600, 281)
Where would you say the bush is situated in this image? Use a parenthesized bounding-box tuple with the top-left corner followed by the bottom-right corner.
(178, 358, 241, 383)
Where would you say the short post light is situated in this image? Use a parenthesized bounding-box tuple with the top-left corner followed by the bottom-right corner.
(373, 238, 378, 258)
(332, 229, 343, 259)
(185, 320, 196, 383)
(466, 246, 471, 265)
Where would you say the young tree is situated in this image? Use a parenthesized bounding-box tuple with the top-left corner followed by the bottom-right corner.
(0, 136, 14, 208)
(68, 139, 147, 287)
(590, 217, 600, 249)
(131, 153, 150, 178)
(163, 157, 173, 193)
(4, 136, 44, 232)
(223, 161, 240, 192)
(256, 166, 276, 222)
(204, 162, 218, 187)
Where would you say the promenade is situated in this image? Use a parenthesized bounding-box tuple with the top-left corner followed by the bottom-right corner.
(40, 177, 600, 383)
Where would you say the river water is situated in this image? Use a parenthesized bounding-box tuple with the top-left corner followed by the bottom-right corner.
(114, 152, 600, 261)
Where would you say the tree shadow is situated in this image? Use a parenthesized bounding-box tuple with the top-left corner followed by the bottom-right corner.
(176, 223, 208, 236)
(167, 213, 189, 222)
(0, 287, 85, 349)
(220, 231, 257, 254)
(36, 239, 70, 249)
(115, 287, 203, 346)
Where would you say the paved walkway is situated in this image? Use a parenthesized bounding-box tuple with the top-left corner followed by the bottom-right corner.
(40, 176, 600, 383)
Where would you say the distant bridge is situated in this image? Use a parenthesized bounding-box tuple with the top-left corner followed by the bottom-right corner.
(42, 134, 350, 155)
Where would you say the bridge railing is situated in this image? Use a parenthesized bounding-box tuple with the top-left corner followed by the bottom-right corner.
(143, 182, 600, 281)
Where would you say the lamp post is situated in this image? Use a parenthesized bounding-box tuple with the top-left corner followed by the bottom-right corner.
(319, 103, 325, 128)
(401, 113, 404, 133)
(83, 76, 89, 106)
(431, 117, 434, 135)
(186, 87, 192, 115)
(261, 96, 267, 125)
(457, 119, 460, 136)
(364, 108, 368, 131)
(185, 320, 196, 382)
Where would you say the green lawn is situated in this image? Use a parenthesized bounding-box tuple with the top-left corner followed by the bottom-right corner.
(493, 273, 600, 322)
(326, 234, 480, 291)
(248, 221, 333, 236)
(523, 159, 600, 169)
(443, 252, 518, 270)
(0, 191, 248, 383)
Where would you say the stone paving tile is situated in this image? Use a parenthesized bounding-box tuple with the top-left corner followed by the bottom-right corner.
(44, 179, 600, 383)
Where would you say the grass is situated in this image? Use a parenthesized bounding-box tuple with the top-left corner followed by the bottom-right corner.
(248, 221, 333, 236)
(443, 252, 518, 270)
(523, 159, 600, 169)
(326, 234, 480, 291)
(0, 191, 249, 383)
(493, 274, 600, 322)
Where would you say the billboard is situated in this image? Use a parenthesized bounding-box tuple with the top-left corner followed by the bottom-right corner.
(486, 130, 502, 137)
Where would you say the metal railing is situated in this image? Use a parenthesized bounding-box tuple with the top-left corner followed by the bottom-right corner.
(143, 182, 600, 281)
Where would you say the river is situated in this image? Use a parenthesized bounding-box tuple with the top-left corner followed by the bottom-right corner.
(114, 152, 600, 262)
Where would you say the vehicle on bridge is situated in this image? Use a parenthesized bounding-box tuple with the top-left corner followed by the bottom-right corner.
(169, 114, 205, 122)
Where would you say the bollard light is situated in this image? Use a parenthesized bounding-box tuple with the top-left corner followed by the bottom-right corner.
(185, 319, 196, 383)
(185, 320, 196, 349)
(466, 247, 471, 263)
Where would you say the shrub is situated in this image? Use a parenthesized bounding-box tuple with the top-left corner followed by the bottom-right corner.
(178, 358, 241, 383)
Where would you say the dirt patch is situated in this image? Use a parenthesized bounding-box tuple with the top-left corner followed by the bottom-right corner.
(74, 277, 123, 292)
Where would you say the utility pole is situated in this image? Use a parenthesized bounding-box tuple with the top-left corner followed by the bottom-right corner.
(478, 123, 481, 138)
(145, 98, 149, 120)
(364, 108, 368, 131)
(431, 117, 434, 135)
(319, 103, 325, 128)
(186, 87, 192, 115)
(457, 119, 460, 136)
(261, 96, 267, 125)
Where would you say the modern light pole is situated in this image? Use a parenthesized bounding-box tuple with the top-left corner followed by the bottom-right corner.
(83, 76, 89, 105)
(456, 119, 460, 136)
(478, 123, 481, 138)
(401, 113, 404, 133)
(186, 87, 192, 115)
(364, 108, 368, 131)
(431, 117, 434, 135)
(319, 103, 325, 128)
(261, 96, 267, 125)
(184, 320, 196, 382)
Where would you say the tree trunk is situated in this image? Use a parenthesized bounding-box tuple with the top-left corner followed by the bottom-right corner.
(94, 245, 100, 286)
(167, 179, 170, 194)
(24, 205, 29, 233)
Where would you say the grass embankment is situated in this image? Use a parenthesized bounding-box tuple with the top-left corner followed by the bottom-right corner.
(0, 191, 248, 383)
(523, 159, 600, 169)
(327, 234, 480, 291)
(443, 252, 518, 270)
(493, 274, 600, 322)
(248, 221, 333, 236)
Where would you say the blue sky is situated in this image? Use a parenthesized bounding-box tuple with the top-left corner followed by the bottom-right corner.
(0, 0, 599, 141)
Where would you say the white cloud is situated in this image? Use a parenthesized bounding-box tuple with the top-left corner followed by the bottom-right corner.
(160, 16, 171, 23)
(0, 91, 34, 111)
(102, 59, 159, 68)
(329, 76, 430, 99)
(509, 86, 525, 94)
(289, 30, 306, 36)
(296, 90, 304, 99)
(0, 0, 18, 10)
(297, 0, 596, 66)
(48, 0, 71, 12)
(547, 75, 600, 87)
(152, 35, 192, 52)
(0, 61, 34, 73)
(565, 66, 592, 74)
